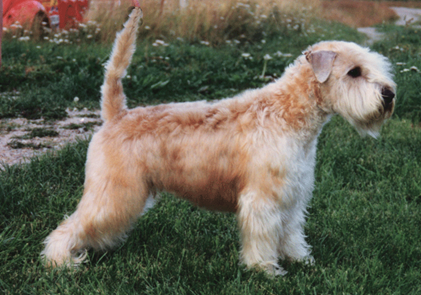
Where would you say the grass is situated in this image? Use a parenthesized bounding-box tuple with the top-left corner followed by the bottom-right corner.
(1, 7, 421, 295)
(0, 18, 363, 120)
(0, 118, 420, 294)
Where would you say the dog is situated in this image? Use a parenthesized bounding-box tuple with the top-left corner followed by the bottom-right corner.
(41, 6, 396, 276)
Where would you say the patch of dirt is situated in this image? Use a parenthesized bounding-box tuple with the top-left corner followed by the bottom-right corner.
(357, 27, 385, 45)
(0, 109, 102, 167)
(391, 6, 421, 26)
(358, 6, 421, 44)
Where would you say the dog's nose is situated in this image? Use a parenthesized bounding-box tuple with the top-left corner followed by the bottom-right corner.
(381, 88, 395, 105)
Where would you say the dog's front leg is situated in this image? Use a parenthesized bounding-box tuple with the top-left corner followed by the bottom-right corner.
(277, 203, 314, 264)
(237, 190, 286, 276)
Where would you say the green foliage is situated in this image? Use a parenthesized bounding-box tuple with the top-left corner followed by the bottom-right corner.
(1, 20, 362, 119)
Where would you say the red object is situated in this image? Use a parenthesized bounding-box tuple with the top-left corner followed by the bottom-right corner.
(2, 0, 89, 29)
(3, 0, 47, 27)
(58, 0, 89, 29)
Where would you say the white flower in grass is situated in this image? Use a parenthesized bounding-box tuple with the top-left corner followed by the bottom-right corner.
(153, 39, 169, 47)
(241, 53, 252, 60)
(275, 51, 292, 58)
(263, 54, 272, 60)
(87, 35, 93, 39)
(410, 66, 420, 73)
(400, 66, 420, 73)
(74, 97, 79, 102)
(200, 41, 210, 46)
(144, 26, 151, 30)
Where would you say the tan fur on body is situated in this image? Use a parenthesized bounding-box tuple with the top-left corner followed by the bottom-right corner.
(41, 7, 396, 275)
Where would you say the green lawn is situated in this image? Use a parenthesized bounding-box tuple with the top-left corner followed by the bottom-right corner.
(1, 17, 420, 294)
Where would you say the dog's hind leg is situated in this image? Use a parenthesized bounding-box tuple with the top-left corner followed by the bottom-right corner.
(41, 141, 150, 267)
(41, 5, 145, 268)
(41, 175, 150, 267)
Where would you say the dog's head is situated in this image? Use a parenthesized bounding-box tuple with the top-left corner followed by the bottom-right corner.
(304, 41, 396, 138)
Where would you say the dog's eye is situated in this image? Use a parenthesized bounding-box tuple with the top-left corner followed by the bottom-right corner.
(347, 67, 362, 78)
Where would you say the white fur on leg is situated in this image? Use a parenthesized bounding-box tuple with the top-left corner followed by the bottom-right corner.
(238, 191, 286, 276)
(278, 205, 313, 263)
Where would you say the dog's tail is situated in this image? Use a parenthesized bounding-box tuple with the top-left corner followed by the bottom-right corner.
(100, 5, 143, 122)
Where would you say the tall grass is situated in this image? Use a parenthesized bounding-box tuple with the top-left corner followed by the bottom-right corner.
(321, 1, 399, 28)
(87, 0, 320, 43)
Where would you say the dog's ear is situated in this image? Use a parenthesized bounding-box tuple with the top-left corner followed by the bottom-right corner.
(305, 50, 337, 83)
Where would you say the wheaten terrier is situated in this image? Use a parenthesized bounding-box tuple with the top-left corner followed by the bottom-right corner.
(41, 6, 396, 276)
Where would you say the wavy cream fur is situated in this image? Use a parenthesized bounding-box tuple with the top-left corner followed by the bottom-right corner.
(41, 7, 395, 276)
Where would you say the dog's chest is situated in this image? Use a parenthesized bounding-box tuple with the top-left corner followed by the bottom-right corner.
(272, 138, 317, 210)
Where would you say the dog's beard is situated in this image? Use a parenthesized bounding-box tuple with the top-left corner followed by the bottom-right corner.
(333, 84, 394, 138)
